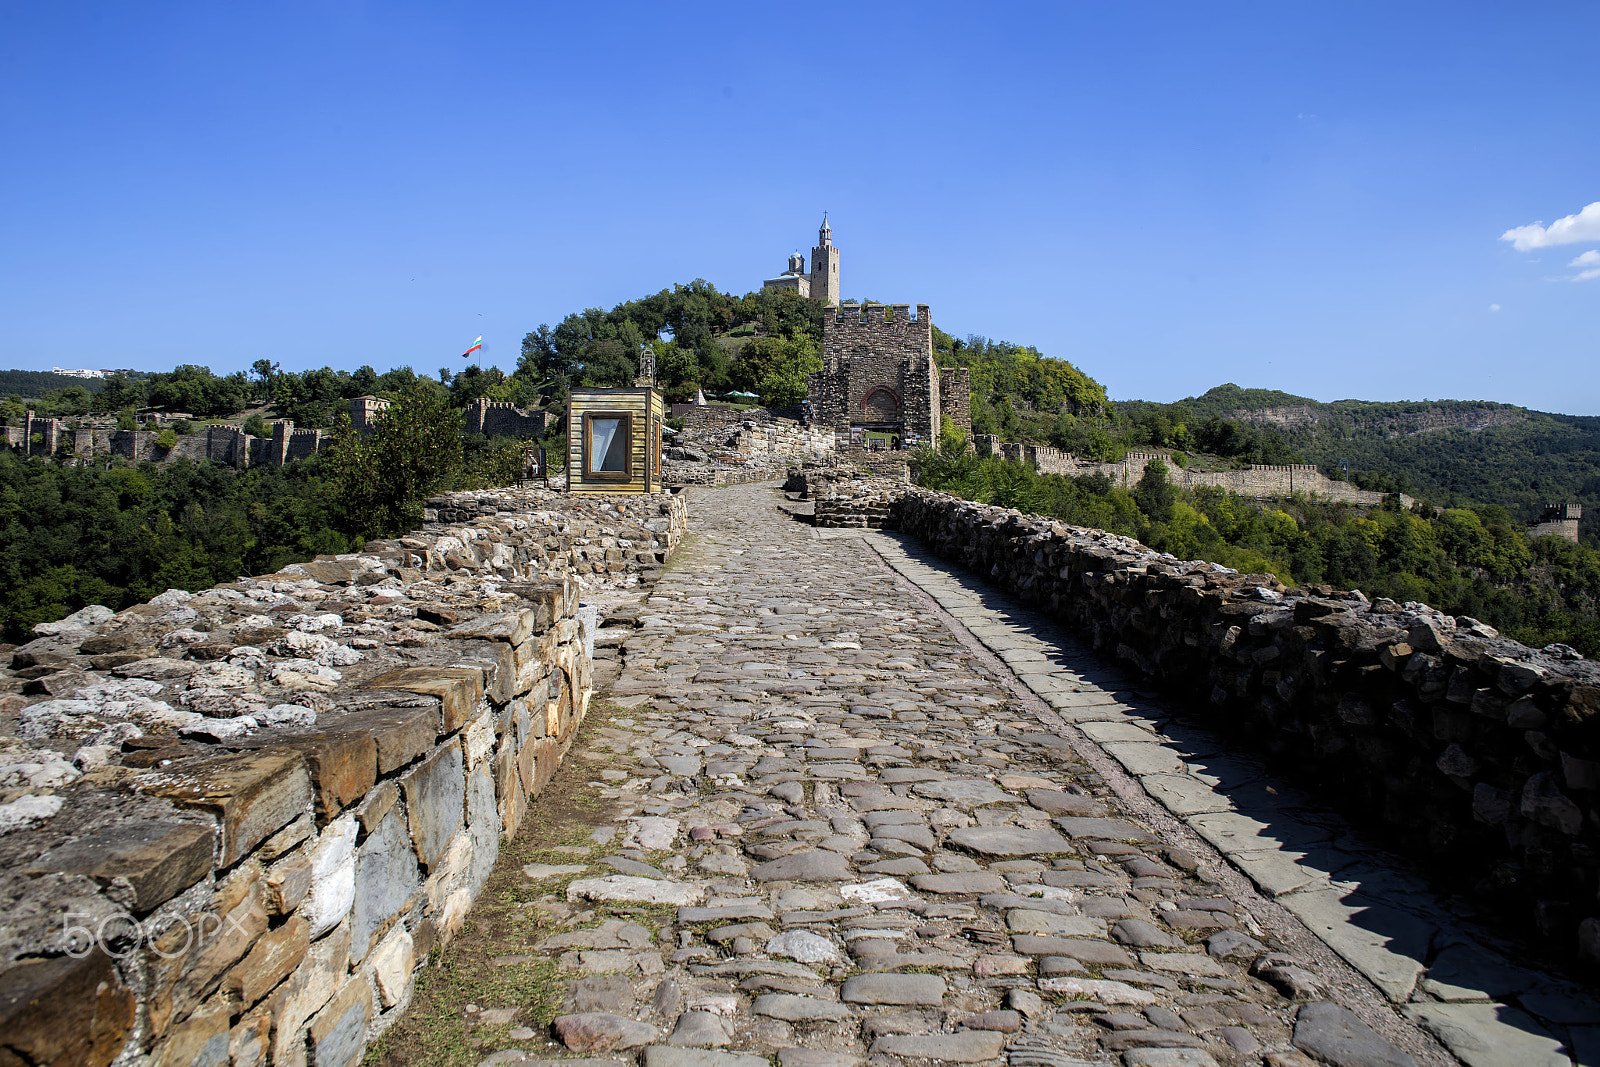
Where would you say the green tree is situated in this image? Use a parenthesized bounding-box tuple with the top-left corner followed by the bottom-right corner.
(733, 334, 820, 407)
(323, 383, 464, 535)
(1133, 459, 1176, 523)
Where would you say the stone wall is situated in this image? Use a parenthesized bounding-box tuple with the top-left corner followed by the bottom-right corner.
(464, 399, 545, 439)
(938, 367, 972, 440)
(425, 488, 687, 587)
(0, 487, 689, 1067)
(813, 479, 1600, 962)
(1529, 504, 1582, 544)
(975, 437, 1417, 508)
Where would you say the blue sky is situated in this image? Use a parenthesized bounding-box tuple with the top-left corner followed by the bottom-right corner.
(1, 2, 1596, 412)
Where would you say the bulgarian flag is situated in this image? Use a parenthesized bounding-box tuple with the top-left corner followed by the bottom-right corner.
(461, 335, 484, 358)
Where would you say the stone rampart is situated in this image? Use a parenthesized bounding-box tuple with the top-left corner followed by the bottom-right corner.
(975, 437, 1416, 507)
(813, 479, 1600, 961)
(0, 488, 689, 1066)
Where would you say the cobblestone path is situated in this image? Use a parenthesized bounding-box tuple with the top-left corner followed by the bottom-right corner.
(501, 484, 1595, 1067)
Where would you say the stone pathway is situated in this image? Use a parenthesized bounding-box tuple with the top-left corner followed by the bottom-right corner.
(491, 483, 1597, 1067)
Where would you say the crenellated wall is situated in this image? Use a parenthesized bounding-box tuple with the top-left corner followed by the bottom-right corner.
(0, 488, 688, 1067)
(812, 478, 1600, 963)
(463, 399, 545, 439)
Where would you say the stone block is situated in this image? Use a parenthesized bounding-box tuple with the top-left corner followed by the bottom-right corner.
(275, 730, 377, 820)
(336, 705, 438, 775)
(229, 1008, 272, 1067)
(151, 996, 230, 1067)
(148, 865, 269, 1032)
(465, 765, 500, 895)
(302, 817, 358, 937)
(265, 924, 350, 1066)
(224, 913, 310, 1009)
(369, 925, 415, 1008)
(267, 850, 315, 915)
(137, 750, 312, 865)
(307, 976, 373, 1067)
(0, 949, 136, 1067)
(350, 810, 422, 962)
(30, 819, 215, 914)
(355, 780, 399, 835)
(363, 667, 484, 734)
(400, 739, 466, 872)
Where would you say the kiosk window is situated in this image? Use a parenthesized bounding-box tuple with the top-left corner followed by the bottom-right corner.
(583, 412, 632, 479)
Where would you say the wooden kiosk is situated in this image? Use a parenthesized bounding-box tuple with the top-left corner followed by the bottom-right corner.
(566, 387, 664, 494)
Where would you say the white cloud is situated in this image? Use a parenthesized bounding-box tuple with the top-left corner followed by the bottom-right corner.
(1489, 303, 1502, 311)
(1571, 249, 1600, 282)
(1501, 201, 1600, 251)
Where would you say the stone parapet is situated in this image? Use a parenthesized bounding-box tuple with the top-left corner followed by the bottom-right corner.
(425, 488, 687, 587)
(0, 487, 689, 1067)
(813, 478, 1600, 961)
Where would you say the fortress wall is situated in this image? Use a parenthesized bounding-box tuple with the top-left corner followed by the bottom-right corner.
(0, 487, 689, 1066)
(811, 480, 1600, 962)
(978, 438, 1415, 507)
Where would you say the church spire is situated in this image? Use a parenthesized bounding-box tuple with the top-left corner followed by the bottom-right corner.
(818, 212, 831, 246)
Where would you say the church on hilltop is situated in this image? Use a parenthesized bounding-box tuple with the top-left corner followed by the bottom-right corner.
(762, 214, 840, 304)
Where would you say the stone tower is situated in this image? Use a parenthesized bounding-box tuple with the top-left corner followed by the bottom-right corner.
(809, 214, 840, 305)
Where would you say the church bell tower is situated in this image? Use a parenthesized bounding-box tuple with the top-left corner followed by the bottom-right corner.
(809, 214, 840, 305)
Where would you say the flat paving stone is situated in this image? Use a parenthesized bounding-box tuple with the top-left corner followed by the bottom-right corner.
(870, 1031, 1007, 1062)
(840, 973, 946, 1005)
(1402, 1003, 1568, 1067)
(945, 826, 1073, 856)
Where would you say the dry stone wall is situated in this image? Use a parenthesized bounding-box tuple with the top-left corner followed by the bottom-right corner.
(425, 488, 687, 587)
(814, 479, 1600, 963)
(0, 488, 686, 1067)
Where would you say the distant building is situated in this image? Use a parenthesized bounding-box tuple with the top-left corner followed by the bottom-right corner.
(51, 367, 107, 379)
(762, 214, 840, 305)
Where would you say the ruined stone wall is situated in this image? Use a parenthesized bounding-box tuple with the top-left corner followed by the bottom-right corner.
(0, 487, 692, 1067)
(938, 367, 972, 440)
(464, 399, 545, 439)
(812, 480, 1600, 961)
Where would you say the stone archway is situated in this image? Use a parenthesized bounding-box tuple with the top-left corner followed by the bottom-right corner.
(861, 387, 900, 422)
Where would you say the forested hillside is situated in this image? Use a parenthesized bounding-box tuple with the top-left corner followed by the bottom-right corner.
(1116, 385, 1600, 526)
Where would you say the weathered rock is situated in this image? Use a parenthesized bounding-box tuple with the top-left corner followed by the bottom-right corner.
(666, 1011, 732, 1048)
(871, 1031, 1007, 1062)
(554, 1013, 660, 1052)
(753, 994, 852, 1022)
(840, 973, 946, 1005)
(566, 876, 706, 906)
(946, 826, 1072, 856)
(1292, 1003, 1416, 1067)
(749, 851, 853, 882)
(765, 930, 841, 963)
